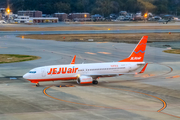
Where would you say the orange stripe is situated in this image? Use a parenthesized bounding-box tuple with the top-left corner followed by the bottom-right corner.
(160, 112, 180, 118)
(28, 77, 77, 83)
(80, 82, 92, 84)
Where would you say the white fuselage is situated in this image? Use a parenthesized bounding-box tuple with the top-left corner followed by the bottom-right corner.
(23, 62, 144, 82)
(23, 36, 148, 85)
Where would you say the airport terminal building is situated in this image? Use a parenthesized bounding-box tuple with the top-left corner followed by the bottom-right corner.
(18, 10, 42, 17)
(14, 10, 58, 23)
(68, 13, 91, 21)
(54, 13, 67, 21)
(14, 16, 58, 23)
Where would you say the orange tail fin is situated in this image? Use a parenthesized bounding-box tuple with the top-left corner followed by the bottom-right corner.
(119, 36, 148, 62)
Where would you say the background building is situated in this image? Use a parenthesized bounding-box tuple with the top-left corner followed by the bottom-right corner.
(54, 13, 67, 21)
(32, 17, 58, 23)
(18, 10, 42, 17)
(91, 14, 104, 21)
(68, 13, 90, 21)
(14, 16, 58, 23)
(0, 8, 5, 13)
(0, 8, 5, 14)
(0, 8, 5, 20)
(0, 13, 2, 20)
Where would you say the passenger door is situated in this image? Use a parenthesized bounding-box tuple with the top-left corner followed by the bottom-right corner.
(41, 68, 46, 77)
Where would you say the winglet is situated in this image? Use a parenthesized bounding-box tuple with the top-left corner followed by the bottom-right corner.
(139, 63, 148, 74)
(70, 55, 76, 64)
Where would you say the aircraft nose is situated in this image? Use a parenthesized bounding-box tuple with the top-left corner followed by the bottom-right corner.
(23, 73, 29, 79)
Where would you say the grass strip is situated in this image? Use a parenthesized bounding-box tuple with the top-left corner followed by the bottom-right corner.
(18, 33, 180, 43)
(0, 54, 41, 64)
(163, 49, 180, 54)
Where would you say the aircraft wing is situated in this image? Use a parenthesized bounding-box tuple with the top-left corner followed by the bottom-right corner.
(82, 63, 148, 79)
(82, 73, 137, 79)
(82, 74, 119, 79)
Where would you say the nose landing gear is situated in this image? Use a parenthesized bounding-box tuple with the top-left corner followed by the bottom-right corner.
(36, 83, 40, 87)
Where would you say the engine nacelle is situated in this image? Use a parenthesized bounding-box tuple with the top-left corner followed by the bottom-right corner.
(77, 76, 93, 84)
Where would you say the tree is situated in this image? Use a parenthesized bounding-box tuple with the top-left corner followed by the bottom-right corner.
(137, 0, 156, 13)
(54, 2, 71, 13)
(110, 1, 120, 13)
(11, 0, 25, 13)
(2, 0, 180, 15)
(92, 0, 121, 16)
(153, 0, 169, 14)
(125, 0, 139, 13)
(39, 3, 55, 14)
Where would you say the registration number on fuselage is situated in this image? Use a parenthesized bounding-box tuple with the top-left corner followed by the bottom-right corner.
(111, 65, 118, 67)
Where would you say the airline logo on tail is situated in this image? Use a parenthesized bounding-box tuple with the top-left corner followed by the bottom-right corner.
(119, 36, 148, 62)
(130, 57, 141, 60)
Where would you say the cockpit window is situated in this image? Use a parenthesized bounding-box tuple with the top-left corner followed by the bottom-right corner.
(29, 71, 36, 73)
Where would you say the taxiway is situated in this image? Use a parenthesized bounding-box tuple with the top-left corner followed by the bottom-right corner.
(0, 26, 180, 119)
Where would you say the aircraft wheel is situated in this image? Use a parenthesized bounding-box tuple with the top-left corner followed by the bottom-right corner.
(36, 83, 39, 87)
(93, 80, 98, 85)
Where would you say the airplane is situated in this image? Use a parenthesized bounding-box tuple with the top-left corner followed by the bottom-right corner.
(0, 20, 7, 24)
(158, 18, 171, 24)
(23, 36, 148, 86)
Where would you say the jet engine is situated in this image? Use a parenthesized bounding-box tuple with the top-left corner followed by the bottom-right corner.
(77, 76, 93, 84)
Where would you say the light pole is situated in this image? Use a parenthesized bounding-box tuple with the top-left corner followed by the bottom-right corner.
(6, 8, 10, 14)
(6, 7, 10, 23)
(144, 13, 148, 23)
(6, 0, 11, 23)
(84, 14, 87, 24)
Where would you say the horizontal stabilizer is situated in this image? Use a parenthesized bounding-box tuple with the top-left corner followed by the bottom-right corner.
(139, 63, 148, 74)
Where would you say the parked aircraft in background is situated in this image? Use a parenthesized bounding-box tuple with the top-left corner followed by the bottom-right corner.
(0, 20, 7, 24)
(23, 36, 148, 86)
(158, 19, 171, 24)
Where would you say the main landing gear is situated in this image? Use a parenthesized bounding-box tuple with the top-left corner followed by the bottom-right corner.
(36, 83, 40, 87)
(93, 80, 98, 85)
